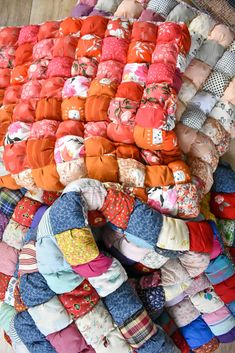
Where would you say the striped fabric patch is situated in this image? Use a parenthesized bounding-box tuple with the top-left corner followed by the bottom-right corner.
(19, 241, 38, 275)
(120, 308, 157, 348)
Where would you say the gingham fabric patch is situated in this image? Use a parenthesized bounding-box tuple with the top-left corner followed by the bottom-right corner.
(214, 51, 235, 78)
(120, 308, 157, 348)
(202, 70, 231, 97)
(147, 0, 178, 17)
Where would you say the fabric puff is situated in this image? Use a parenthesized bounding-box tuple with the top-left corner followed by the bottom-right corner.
(54, 135, 84, 163)
(167, 298, 200, 328)
(76, 34, 102, 60)
(0, 272, 12, 301)
(156, 216, 190, 251)
(56, 159, 87, 186)
(105, 18, 131, 40)
(9, 62, 29, 85)
(212, 163, 235, 193)
(125, 199, 163, 247)
(208, 24, 234, 47)
(2, 219, 27, 250)
(40, 77, 65, 99)
(72, 253, 113, 278)
(167, 3, 197, 24)
(179, 251, 210, 278)
(189, 91, 218, 115)
(161, 259, 190, 286)
(18, 25, 39, 45)
(103, 280, 143, 326)
(217, 219, 235, 247)
(28, 295, 72, 336)
(42, 269, 83, 295)
(214, 51, 235, 78)
(55, 228, 99, 266)
(96, 60, 124, 83)
(72, 57, 98, 79)
(75, 300, 117, 350)
(30, 119, 59, 139)
(18, 241, 38, 276)
(137, 327, 177, 353)
(187, 221, 214, 253)
(0, 189, 24, 216)
(47, 323, 95, 353)
(205, 254, 235, 285)
(184, 59, 211, 90)
(147, 185, 178, 216)
(47, 57, 73, 78)
(119, 308, 157, 349)
(114, 0, 143, 18)
(181, 105, 207, 131)
(63, 178, 107, 210)
(185, 275, 211, 298)
(214, 274, 235, 305)
(189, 13, 216, 38)
(13, 101, 36, 123)
(191, 288, 224, 314)
(203, 70, 231, 98)
(52, 36, 78, 58)
(0, 301, 16, 334)
(58, 279, 99, 319)
(19, 272, 55, 307)
(62, 76, 91, 99)
(118, 158, 145, 187)
(138, 284, 165, 313)
(48, 192, 88, 235)
(59, 17, 82, 36)
(12, 197, 41, 228)
(101, 188, 135, 229)
(222, 77, 235, 105)
(122, 63, 148, 86)
(37, 21, 60, 41)
(88, 257, 127, 297)
(101, 37, 128, 64)
(0, 241, 19, 276)
(3, 85, 23, 105)
(33, 39, 55, 61)
(14, 310, 57, 353)
(61, 96, 86, 121)
(35, 98, 62, 122)
(196, 40, 225, 68)
(0, 26, 20, 46)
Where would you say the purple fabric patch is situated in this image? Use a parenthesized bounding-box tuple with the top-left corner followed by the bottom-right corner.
(71, 4, 93, 17)
(0, 210, 9, 240)
(31, 205, 49, 229)
(217, 326, 235, 343)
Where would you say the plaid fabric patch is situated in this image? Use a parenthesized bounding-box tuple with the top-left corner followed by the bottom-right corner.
(0, 188, 24, 217)
(120, 308, 157, 348)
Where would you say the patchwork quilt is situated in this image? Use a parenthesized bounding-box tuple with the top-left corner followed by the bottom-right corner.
(0, 1, 235, 353)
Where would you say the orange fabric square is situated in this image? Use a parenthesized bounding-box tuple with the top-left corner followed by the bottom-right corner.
(0, 174, 20, 190)
(115, 144, 141, 160)
(131, 22, 158, 43)
(85, 95, 111, 122)
(26, 137, 56, 168)
(61, 97, 86, 121)
(85, 136, 115, 157)
(53, 36, 78, 58)
(13, 101, 36, 123)
(56, 120, 84, 139)
(0, 68, 11, 88)
(35, 98, 62, 121)
(88, 79, 117, 97)
(11, 64, 29, 85)
(145, 165, 175, 187)
(127, 41, 155, 63)
(116, 82, 143, 101)
(59, 17, 83, 36)
(32, 164, 63, 191)
(168, 160, 191, 184)
(86, 155, 119, 182)
(38, 21, 60, 41)
(76, 35, 102, 60)
(80, 16, 108, 38)
(15, 43, 33, 66)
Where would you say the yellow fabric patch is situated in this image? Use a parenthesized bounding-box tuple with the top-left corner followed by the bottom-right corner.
(55, 228, 99, 265)
(200, 193, 217, 222)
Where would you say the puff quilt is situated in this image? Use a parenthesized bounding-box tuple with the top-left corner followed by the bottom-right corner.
(0, 0, 235, 353)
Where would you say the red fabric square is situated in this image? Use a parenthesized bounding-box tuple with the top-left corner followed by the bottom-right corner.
(213, 274, 235, 304)
(12, 197, 41, 227)
(0, 272, 12, 300)
(187, 221, 213, 253)
(47, 57, 73, 78)
(59, 279, 99, 319)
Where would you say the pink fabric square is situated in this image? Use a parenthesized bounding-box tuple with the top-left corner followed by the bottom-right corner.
(47, 57, 73, 78)
(147, 63, 175, 85)
(21, 80, 44, 101)
(157, 22, 182, 45)
(152, 43, 178, 67)
(71, 57, 98, 79)
(40, 77, 65, 99)
(97, 60, 124, 83)
(28, 59, 49, 80)
(101, 37, 129, 64)
(0, 47, 15, 69)
(47, 323, 95, 353)
(62, 76, 91, 99)
(30, 120, 60, 139)
(33, 39, 55, 60)
(122, 63, 148, 86)
(105, 18, 132, 40)
(0, 241, 19, 276)
(18, 25, 39, 45)
(108, 98, 139, 126)
(84, 121, 108, 138)
(3, 85, 23, 105)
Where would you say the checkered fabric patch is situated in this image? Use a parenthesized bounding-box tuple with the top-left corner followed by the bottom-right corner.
(120, 308, 157, 348)
(0, 188, 24, 216)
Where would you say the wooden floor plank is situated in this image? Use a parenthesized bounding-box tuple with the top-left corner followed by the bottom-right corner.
(0, 0, 32, 26)
(30, 0, 77, 24)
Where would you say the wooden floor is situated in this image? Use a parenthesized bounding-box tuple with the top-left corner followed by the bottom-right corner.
(0, 0, 77, 26)
(0, 1, 234, 353)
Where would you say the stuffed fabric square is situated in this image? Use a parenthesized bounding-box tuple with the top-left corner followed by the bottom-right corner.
(47, 57, 73, 78)
(62, 76, 90, 99)
(40, 77, 65, 99)
(196, 40, 225, 67)
(167, 4, 197, 24)
(28, 296, 72, 336)
(189, 13, 216, 38)
(58, 279, 99, 319)
(97, 60, 124, 84)
(203, 70, 231, 97)
(189, 91, 218, 114)
(208, 24, 234, 47)
(54, 135, 84, 163)
(161, 259, 190, 286)
(2, 219, 27, 250)
(28, 59, 49, 80)
(89, 258, 127, 297)
(101, 37, 128, 64)
(33, 39, 55, 60)
(55, 228, 99, 266)
(209, 100, 235, 137)
(105, 18, 131, 40)
(184, 59, 212, 89)
(52, 37, 78, 58)
(127, 41, 155, 64)
(71, 57, 98, 79)
(57, 159, 88, 186)
(181, 105, 207, 130)
(214, 51, 235, 77)
(167, 298, 200, 328)
(76, 35, 102, 60)
(18, 25, 39, 45)
(205, 254, 235, 285)
(75, 300, 114, 347)
(95, 0, 122, 13)
(118, 158, 145, 187)
(178, 79, 197, 104)
(147, 0, 177, 17)
(147, 63, 175, 85)
(103, 281, 143, 326)
(122, 63, 148, 86)
(4, 121, 32, 145)
(156, 216, 190, 251)
(191, 289, 224, 314)
(108, 97, 139, 125)
(12, 197, 41, 227)
(120, 308, 157, 349)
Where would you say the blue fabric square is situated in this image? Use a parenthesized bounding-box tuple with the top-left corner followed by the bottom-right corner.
(180, 316, 214, 349)
(138, 328, 176, 353)
(103, 281, 143, 326)
(125, 199, 163, 247)
(49, 192, 87, 234)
